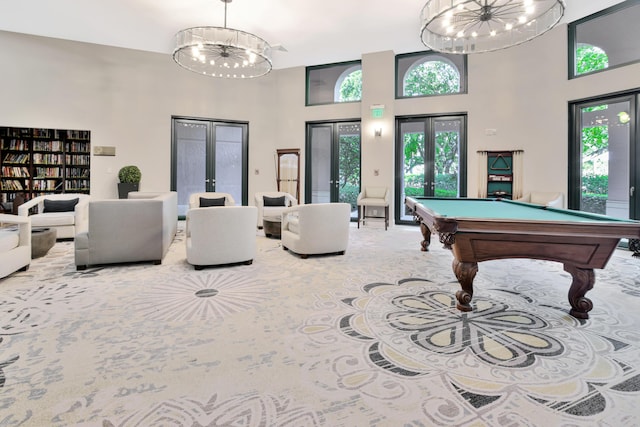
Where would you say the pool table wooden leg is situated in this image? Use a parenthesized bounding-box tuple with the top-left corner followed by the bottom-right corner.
(419, 222, 432, 251)
(564, 264, 595, 319)
(452, 259, 478, 312)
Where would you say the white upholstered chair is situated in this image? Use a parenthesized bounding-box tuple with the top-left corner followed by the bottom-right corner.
(357, 186, 390, 230)
(0, 214, 31, 279)
(517, 192, 564, 208)
(281, 203, 351, 258)
(18, 193, 89, 239)
(188, 192, 235, 209)
(186, 206, 257, 269)
(254, 191, 297, 228)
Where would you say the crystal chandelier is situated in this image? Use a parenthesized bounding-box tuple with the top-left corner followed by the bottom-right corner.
(420, 0, 565, 54)
(173, 0, 272, 78)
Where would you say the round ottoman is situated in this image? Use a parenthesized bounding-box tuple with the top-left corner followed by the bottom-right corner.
(31, 227, 57, 259)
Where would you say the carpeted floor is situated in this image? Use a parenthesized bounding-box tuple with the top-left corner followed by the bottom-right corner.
(1, 222, 639, 426)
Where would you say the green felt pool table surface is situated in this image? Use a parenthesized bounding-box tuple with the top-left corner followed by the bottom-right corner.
(408, 197, 635, 223)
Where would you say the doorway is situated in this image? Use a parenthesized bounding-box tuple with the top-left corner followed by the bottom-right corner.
(395, 114, 467, 224)
(569, 93, 638, 220)
(171, 117, 248, 217)
(305, 121, 361, 218)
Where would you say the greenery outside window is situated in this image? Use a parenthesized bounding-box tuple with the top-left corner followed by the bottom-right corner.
(306, 61, 362, 106)
(569, 0, 640, 78)
(395, 51, 467, 99)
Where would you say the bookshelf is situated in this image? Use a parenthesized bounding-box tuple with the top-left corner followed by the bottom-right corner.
(1, 126, 90, 206)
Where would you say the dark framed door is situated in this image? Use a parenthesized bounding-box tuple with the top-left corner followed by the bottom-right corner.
(171, 117, 248, 217)
(395, 114, 467, 225)
(569, 92, 639, 220)
(305, 121, 361, 218)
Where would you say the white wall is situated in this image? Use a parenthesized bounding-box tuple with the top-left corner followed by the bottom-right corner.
(2, 24, 640, 216)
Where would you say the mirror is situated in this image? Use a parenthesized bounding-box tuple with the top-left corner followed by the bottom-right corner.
(276, 148, 300, 201)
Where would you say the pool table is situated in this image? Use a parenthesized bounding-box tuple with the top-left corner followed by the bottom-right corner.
(405, 196, 640, 319)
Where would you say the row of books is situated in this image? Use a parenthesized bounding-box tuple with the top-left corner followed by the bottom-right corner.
(1, 139, 29, 150)
(35, 167, 62, 177)
(33, 153, 63, 164)
(65, 180, 89, 190)
(1, 128, 90, 140)
(3, 153, 29, 164)
(66, 154, 90, 165)
(1, 166, 30, 177)
(1, 180, 27, 190)
(33, 140, 63, 152)
(66, 142, 90, 153)
(32, 179, 62, 191)
(66, 168, 90, 178)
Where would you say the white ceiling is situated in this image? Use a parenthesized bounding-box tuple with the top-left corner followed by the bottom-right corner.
(0, 0, 628, 70)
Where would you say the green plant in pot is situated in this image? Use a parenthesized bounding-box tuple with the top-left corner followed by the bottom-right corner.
(117, 165, 141, 199)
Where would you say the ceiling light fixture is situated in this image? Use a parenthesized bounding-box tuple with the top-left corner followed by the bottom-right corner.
(420, 0, 565, 54)
(173, 0, 272, 78)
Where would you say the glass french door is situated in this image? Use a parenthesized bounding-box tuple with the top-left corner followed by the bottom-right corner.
(171, 117, 248, 217)
(395, 115, 467, 224)
(306, 121, 361, 218)
(569, 94, 639, 220)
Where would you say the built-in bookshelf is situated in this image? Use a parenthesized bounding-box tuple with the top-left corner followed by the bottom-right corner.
(0, 126, 90, 205)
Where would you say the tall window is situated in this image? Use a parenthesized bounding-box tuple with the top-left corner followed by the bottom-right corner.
(306, 61, 362, 106)
(569, 0, 640, 78)
(396, 51, 467, 98)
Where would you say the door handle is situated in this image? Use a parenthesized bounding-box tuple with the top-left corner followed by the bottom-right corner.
(631, 186, 635, 197)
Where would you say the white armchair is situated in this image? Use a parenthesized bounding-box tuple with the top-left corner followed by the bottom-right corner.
(0, 214, 31, 279)
(357, 186, 390, 230)
(517, 191, 564, 208)
(281, 203, 351, 258)
(254, 191, 297, 228)
(18, 193, 89, 239)
(186, 206, 257, 269)
(188, 192, 236, 209)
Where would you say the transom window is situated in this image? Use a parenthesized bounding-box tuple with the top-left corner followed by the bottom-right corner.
(396, 51, 467, 99)
(569, 0, 640, 78)
(306, 61, 362, 106)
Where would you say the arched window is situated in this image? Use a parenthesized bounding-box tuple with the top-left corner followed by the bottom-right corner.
(335, 66, 362, 102)
(306, 61, 362, 105)
(403, 57, 460, 97)
(575, 43, 609, 76)
(395, 51, 467, 99)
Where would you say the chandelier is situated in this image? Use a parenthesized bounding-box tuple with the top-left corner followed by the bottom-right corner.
(173, 0, 272, 78)
(420, 0, 565, 54)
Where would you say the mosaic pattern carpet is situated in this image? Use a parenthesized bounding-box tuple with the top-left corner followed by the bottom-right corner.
(1, 222, 639, 426)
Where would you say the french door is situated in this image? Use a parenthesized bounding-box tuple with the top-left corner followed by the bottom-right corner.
(569, 93, 639, 220)
(305, 121, 361, 217)
(395, 114, 467, 224)
(171, 117, 248, 217)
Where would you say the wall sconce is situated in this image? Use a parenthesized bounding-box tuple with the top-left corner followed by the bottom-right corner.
(374, 127, 382, 137)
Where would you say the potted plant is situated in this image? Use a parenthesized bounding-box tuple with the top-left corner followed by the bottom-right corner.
(117, 165, 141, 199)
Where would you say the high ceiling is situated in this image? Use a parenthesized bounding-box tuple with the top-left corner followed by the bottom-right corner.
(0, 0, 627, 70)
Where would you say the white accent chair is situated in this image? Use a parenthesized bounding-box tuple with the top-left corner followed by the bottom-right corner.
(254, 191, 297, 228)
(186, 206, 257, 269)
(357, 186, 390, 230)
(188, 192, 235, 209)
(18, 193, 89, 239)
(281, 203, 351, 258)
(517, 192, 564, 208)
(0, 214, 31, 279)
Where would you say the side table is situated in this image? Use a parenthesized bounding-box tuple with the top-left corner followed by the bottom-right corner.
(263, 217, 281, 239)
(32, 227, 57, 258)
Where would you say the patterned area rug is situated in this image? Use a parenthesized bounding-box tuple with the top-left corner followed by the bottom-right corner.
(1, 222, 639, 426)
